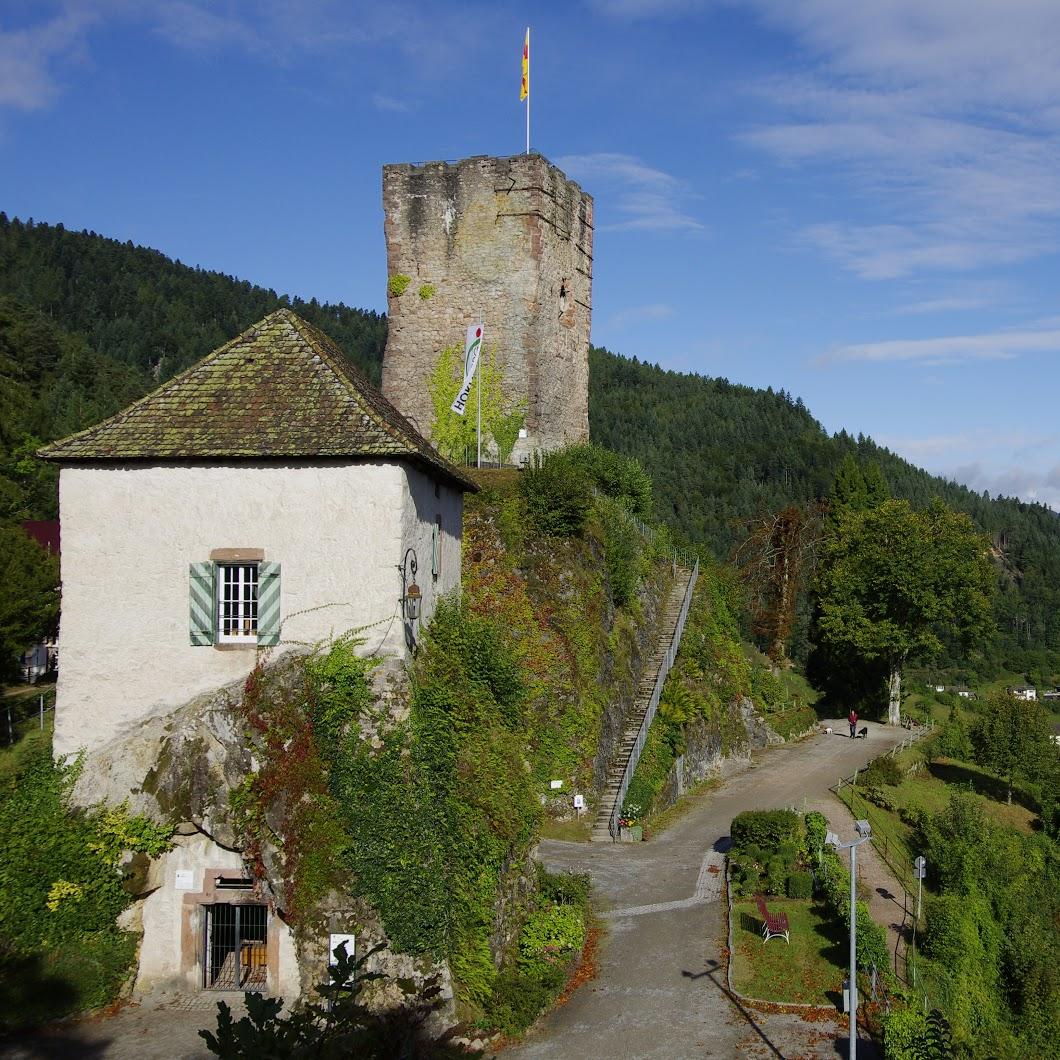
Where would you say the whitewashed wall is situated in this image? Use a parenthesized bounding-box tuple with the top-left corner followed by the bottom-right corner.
(400, 464, 465, 650)
(54, 460, 464, 758)
(133, 833, 300, 997)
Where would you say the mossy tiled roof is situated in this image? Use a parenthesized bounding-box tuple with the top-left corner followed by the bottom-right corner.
(39, 309, 476, 491)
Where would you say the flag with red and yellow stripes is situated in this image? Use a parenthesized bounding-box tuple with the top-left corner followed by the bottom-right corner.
(520, 28, 529, 101)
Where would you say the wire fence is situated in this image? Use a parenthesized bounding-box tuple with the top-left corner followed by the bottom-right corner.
(831, 722, 935, 983)
(2, 687, 56, 747)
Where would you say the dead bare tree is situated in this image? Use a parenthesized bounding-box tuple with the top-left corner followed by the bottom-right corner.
(734, 503, 824, 665)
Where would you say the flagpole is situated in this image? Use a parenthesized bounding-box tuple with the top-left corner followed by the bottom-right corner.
(525, 27, 530, 154)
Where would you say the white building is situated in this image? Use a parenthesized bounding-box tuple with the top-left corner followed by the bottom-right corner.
(1009, 685, 1038, 702)
(40, 308, 476, 997)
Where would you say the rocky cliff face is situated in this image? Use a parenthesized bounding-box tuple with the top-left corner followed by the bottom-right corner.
(68, 652, 462, 1015)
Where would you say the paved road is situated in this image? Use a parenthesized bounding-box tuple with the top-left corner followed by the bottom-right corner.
(505, 721, 907, 1060)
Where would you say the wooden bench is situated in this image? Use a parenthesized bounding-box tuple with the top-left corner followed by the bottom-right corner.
(755, 894, 790, 944)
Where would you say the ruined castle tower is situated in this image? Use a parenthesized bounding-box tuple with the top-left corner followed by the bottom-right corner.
(381, 154, 593, 460)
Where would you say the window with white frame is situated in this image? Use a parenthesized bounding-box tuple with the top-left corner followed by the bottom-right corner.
(190, 556, 280, 648)
(218, 563, 259, 641)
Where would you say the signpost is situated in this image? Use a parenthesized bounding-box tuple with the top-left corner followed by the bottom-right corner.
(914, 855, 927, 921)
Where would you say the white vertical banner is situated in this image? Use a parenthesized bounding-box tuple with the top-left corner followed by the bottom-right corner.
(450, 322, 484, 416)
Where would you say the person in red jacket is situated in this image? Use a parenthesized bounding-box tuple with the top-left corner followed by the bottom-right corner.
(849, 709, 858, 739)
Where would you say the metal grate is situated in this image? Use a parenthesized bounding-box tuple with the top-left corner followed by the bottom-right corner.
(204, 903, 268, 991)
(218, 564, 258, 641)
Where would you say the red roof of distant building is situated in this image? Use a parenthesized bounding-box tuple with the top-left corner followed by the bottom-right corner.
(22, 519, 60, 556)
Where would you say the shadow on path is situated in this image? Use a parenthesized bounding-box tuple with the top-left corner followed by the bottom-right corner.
(681, 959, 784, 1060)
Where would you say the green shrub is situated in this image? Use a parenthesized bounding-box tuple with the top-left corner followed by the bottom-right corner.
(863, 755, 904, 786)
(730, 809, 800, 855)
(765, 857, 788, 896)
(598, 495, 645, 606)
(743, 844, 765, 865)
(814, 846, 889, 972)
(566, 444, 653, 519)
(804, 810, 827, 852)
(485, 963, 565, 1036)
(518, 903, 584, 967)
(387, 273, 411, 296)
(882, 1005, 928, 1059)
(923, 894, 980, 969)
(0, 735, 170, 1029)
(936, 710, 973, 762)
(536, 866, 590, 907)
(520, 448, 593, 537)
(786, 870, 813, 899)
(199, 941, 464, 1058)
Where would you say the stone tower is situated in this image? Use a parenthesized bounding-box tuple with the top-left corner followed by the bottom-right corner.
(381, 154, 593, 461)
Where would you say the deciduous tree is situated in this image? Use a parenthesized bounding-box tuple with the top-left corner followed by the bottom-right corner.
(816, 499, 994, 724)
(0, 526, 59, 680)
(972, 690, 1055, 803)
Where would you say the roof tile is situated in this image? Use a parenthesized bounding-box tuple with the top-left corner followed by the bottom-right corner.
(39, 309, 476, 491)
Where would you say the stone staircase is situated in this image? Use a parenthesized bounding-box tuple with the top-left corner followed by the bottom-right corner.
(590, 565, 697, 842)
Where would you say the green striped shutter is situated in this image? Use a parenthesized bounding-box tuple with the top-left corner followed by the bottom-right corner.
(189, 562, 216, 646)
(256, 562, 281, 646)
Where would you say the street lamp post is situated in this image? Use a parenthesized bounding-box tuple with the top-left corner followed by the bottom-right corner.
(826, 820, 873, 1060)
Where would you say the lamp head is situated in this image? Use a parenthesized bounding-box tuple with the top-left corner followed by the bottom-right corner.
(825, 831, 841, 848)
(404, 582, 422, 621)
(855, 819, 872, 838)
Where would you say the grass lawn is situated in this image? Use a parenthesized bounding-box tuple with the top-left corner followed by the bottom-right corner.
(837, 746, 1038, 892)
(730, 898, 846, 1006)
(540, 816, 591, 842)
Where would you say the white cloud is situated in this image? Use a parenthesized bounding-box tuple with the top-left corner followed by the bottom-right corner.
(587, 0, 709, 18)
(892, 291, 1003, 317)
(735, 0, 1060, 279)
(0, 2, 494, 113)
(946, 461, 1060, 510)
(0, 7, 97, 111)
(877, 429, 1060, 508)
(821, 327, 1060, 366)
(556, 152, 704, 232)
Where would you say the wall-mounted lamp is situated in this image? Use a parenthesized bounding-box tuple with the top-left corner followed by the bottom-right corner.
(399, 547, 422, 622)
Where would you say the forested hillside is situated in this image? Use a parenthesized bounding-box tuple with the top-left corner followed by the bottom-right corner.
(2, 214, 1058, 678)
(589, 350, 1060, 677)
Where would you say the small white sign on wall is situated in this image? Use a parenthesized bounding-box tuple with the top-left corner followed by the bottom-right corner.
(174, 869, 194, 890)
(550, 779, 563, 790)
(573, 794, 585, 810)
(329, 933, 356, 965)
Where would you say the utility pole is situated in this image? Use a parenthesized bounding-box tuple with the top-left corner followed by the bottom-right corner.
(827, 821, 873, 1060)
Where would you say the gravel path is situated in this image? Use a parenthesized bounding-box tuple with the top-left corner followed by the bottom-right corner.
(504, 721, 907, 1060)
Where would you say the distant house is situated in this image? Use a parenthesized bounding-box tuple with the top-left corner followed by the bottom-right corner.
(1008, 685, 1038, 701)
(1041, 689, 1060, 702)
(39, 309, 478, 997)
(19, 519, 60, 682)
(41, 309, 476, 760)
(926, 682, 975, 699)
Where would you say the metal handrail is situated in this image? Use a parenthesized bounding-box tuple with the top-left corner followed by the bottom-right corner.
(609, 558, 700, 839)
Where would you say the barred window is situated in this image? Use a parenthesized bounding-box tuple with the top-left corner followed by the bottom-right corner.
(218, 563, 258, 642)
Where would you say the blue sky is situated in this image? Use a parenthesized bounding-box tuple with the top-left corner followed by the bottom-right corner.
(3, 1, 1060, 508)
